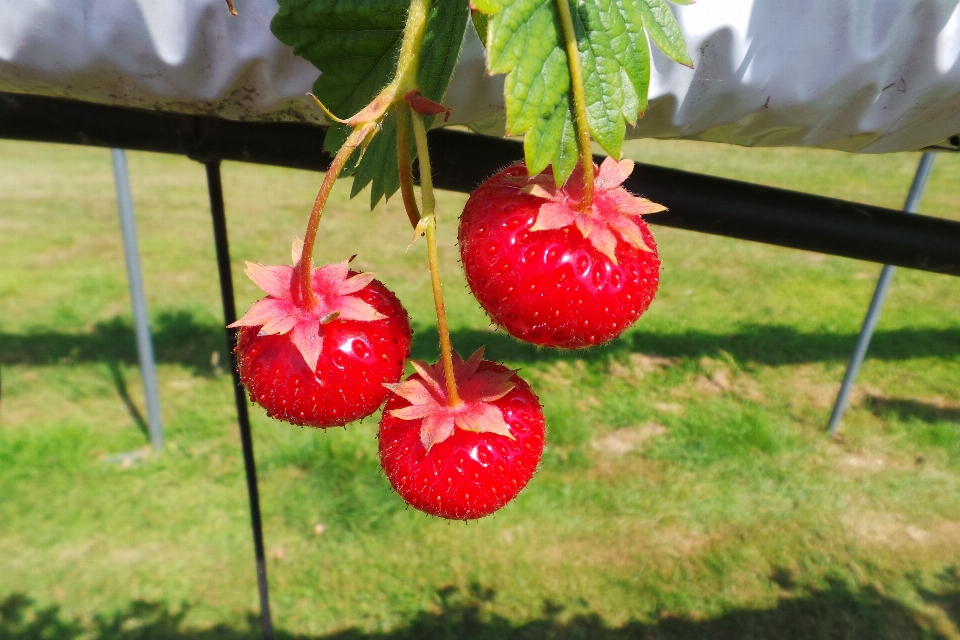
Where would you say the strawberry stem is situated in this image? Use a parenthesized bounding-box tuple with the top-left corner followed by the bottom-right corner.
(555, 0, 595, 210)
(299, 122, 375, 309)
(395, 102, 422, 228)
(298, 0, 434, 308)
(300, 0, 431, 298)
(393, 0, 431, 95)
(409, 109, 462, 407)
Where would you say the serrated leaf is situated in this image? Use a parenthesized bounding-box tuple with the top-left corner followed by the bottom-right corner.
(350, 116, 402, 207)
(272, 0, 468, 208)
(418, 1, 471, 112)
(272, 0, 407, 124)
(477, 0, 689, 183)
(575, 0, 626, 155)
(593, 0, 650, 119)
(637, 0, 693, 67)
(471, 10, 489, 47)
(556, 113, 580, 178)
(524, 98, 570, 177)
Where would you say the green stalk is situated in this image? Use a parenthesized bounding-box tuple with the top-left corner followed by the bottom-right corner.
(410, 110, 462, 407)
(393, 0, 431, 95)
(555, 0, 595, 209)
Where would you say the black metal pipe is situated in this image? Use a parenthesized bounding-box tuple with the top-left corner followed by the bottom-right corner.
(205, 160, 275, 640)
(425, 129, 960, 275)
(624, 158, 959, 275)
(2, 91, 958, 275)
(626, 159, 960, 276)
(0, 91, 330, 170)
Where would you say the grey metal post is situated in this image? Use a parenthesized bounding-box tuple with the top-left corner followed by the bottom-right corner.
(111, 148, 164, 449)
(827, 152, 937, 436)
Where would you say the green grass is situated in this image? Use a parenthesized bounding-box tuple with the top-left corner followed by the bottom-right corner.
(1, 138, 959, 639)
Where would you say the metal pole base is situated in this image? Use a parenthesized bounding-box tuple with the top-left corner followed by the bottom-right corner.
(827, 152, 937, 436)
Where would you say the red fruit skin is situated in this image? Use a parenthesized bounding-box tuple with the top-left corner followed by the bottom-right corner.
(378, 362, 545, 520)
(459, 163, 660, 348)
(235, 277, 411, 427)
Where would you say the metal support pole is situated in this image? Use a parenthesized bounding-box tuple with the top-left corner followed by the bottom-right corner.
(827, 152, 937, 436)
(111, 148, 164, 450)
(204, 160, 275, 640)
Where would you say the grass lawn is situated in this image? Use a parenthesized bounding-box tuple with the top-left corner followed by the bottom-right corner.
(1, 135, 959, 639)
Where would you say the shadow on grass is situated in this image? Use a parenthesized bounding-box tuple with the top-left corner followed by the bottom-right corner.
(1, 312, 958, 373)
(0, 311, 226, 377)
(414, 323, 960, 367)
(2, 577, 958, 640)
(866, 396, 960, 424)
(105, 361, 150, 439)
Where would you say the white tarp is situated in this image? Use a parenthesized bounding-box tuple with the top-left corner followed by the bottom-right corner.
(1, 0, 959, 152)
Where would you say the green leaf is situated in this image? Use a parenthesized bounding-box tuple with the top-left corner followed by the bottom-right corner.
(637, 0, 693, 67)
(418, 1, 471, 114)
(592, 0, 650, 119)
(350, 116, 401, 205)
(471, 10, 489, 48)
(575, 0, 627, 155)
(272, 0, 407, 125)
(475, 0, 689, 183)
(272, 0, 469, 208)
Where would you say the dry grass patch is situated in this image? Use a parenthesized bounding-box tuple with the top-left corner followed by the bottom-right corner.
(669, 367, 766, 404)
(842, 510, 960, 553)
(781, 365, 883, 412)
(531, 359, 587, 388)
(592, 424, 668, 456)
(607, 353, 679, 384)
(521, 521, 720, 574)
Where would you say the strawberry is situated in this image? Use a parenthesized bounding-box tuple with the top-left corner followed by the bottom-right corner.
(230, 241, 412, 427)
(378, 348, 545, 520)
(458, 158, 664, 349)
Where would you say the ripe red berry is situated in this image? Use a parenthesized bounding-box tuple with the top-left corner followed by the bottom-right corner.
(378, 349, 545, 520)
(459, 158, 664, 348)
(230, 242, 412, 427)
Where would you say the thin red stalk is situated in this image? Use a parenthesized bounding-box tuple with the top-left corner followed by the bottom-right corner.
(298, 0, 430, 305)
(299, 123, 374, 308)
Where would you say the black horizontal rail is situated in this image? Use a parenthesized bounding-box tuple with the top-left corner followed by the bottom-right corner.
(2, 91, 958, 276)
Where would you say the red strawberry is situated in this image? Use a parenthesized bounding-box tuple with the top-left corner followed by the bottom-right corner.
(378, 348, 545, 520)
(230, 241, 412, 427)
(458, 158, 664, 348)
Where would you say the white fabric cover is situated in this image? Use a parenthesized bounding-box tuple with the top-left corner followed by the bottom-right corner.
(1, 0, 959, 152)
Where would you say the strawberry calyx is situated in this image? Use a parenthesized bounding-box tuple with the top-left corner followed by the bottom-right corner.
(384, 347, 516, 451)
(403, 90, 452, 122)
(228, 240, 386, 371)
(519, 157, 666, 264)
